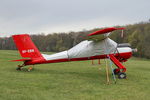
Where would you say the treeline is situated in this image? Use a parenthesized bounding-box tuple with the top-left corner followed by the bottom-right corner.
(0, 21, 150, 58)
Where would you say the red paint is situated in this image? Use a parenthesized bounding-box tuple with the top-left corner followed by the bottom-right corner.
(24, 52, 132, 65)
(88, 27, 125, 36)
(12, 34, 44, 59)
(118, 52, 132, 59)
(23, 52, 132, 72)
(12, 33, 132, 73)
(109, 54, 126, 72)
(115, 52, 132, 62)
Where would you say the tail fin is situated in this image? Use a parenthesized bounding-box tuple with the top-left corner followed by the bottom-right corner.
(12, 34, 42, 59)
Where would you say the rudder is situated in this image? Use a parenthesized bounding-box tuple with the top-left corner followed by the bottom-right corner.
(12, 34, 42, 59)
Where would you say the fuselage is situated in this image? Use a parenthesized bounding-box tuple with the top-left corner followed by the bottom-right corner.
(24, 38, 132, 65)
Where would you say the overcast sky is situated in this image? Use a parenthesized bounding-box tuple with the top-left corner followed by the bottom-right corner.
(0, 0, 150, 37)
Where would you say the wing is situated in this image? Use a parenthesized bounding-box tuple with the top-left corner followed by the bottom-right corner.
(87, 27, 125, 41)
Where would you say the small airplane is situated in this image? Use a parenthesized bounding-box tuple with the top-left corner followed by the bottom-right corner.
(12, 27, 136, 79)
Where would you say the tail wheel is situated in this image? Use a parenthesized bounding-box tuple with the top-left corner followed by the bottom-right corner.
(118, 72, 126, 79)
(28, 67, 33, 72)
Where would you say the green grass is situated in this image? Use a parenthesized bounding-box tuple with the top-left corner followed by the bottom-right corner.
(0, 50, 150, 100)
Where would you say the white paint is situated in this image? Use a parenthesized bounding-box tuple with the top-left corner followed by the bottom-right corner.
(42, 51, 68, 60)
(117, 47, 132, 54)
(22, 49, 34, 53)
(42, 38, 118, 61)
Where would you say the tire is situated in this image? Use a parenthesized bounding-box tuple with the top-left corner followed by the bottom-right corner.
(118, 72, 126, 79)
(113, 68, 120, 75)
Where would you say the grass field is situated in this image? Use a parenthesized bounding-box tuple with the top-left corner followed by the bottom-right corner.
(0, 50, 150, 100)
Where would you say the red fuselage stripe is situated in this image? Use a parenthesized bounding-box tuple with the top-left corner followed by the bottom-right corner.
(25, 52, 132, 65)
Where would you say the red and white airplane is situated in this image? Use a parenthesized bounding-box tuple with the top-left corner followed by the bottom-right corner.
(12, 27, 135, 79)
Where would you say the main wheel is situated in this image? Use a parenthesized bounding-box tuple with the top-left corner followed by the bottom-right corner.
(113, 68, 120, 75)
(118, 72, 126, 79)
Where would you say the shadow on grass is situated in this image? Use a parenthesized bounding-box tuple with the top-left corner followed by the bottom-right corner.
(11, 67, 107, 81)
